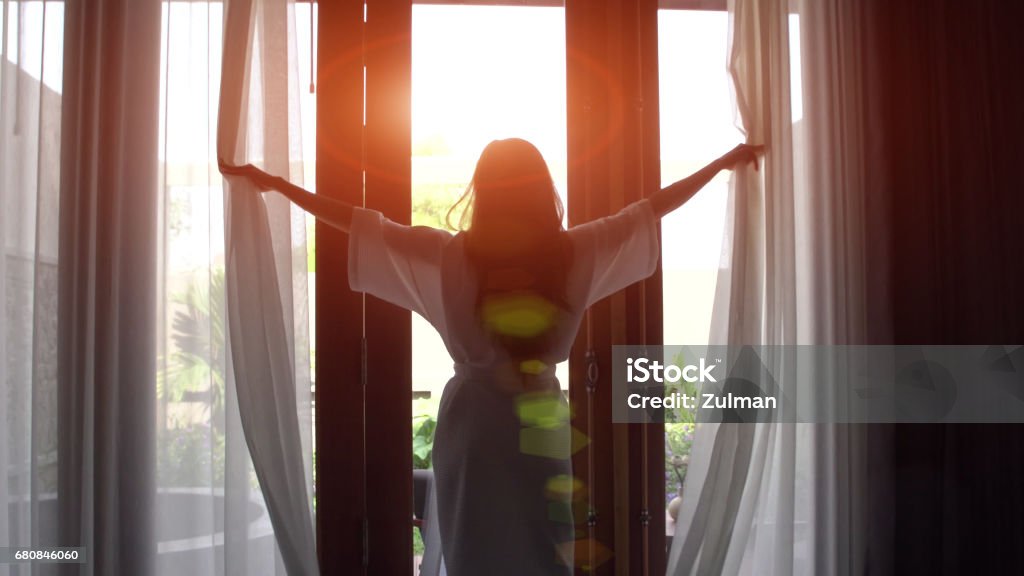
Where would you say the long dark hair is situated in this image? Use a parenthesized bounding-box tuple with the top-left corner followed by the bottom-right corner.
(446, 139, 572, 365)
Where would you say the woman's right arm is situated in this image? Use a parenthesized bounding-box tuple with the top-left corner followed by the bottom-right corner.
(219, 162, 354, 233)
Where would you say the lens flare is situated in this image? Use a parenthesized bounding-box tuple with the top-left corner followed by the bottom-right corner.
(516, 391, 571, 428)
(481, 292, 557, 338)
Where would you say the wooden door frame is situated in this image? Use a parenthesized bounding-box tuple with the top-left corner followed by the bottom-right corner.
(315, 1, 665, 574)
(315, 1, 413, 574)
(565, 0, 663, 574)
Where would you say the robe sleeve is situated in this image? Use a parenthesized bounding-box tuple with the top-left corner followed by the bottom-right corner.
(568, 198, 660, 308)
(348, 207, 452, 324)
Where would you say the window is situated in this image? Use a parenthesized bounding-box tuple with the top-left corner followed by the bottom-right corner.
(409, 4, 567, 564)
(657, 7, 803, 547)
(157, 3, 317, 570)
(657, 5, 740, 547)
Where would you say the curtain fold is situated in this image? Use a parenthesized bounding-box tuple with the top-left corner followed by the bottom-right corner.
(3, 0, 317, 573)
(56, 1, 163, 573)
(667, 0, 887, 574)
(216, 0, 318, 574)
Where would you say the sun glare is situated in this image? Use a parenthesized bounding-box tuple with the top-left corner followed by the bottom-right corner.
(410, 4, 569, 408)
(412, 6, 566, 160)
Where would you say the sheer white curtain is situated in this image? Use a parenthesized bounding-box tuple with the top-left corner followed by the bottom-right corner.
(215, 0, 318, 573)
(1, 1, 64, 572)
(3, 0, 317, 574)
(2, 0, 165, 573)
(158, 0, 317, 573)
(667, 0, 885, 574)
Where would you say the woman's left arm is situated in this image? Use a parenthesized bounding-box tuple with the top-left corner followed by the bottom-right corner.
(648, 143, 763, 218)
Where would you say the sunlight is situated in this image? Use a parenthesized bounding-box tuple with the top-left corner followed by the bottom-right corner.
(412, 6, 567, 167)
(411, 5, 568, 408)
(658, 10, 742, 345)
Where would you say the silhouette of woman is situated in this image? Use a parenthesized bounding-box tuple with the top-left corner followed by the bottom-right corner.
(221, 138, 760, 575)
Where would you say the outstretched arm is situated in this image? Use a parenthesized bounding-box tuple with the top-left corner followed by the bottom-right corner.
(648, 143, 763, 218)
(219, 161, 354, 233)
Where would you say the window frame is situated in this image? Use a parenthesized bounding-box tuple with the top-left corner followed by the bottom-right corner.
(314, 1, 726, 574)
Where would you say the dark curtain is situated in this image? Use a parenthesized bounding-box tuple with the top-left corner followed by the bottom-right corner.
(874, 0, 1024, 573)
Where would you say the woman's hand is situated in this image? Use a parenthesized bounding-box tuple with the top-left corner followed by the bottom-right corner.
(717, 143, 765, 172)
(218, 159, 281, 191)
(649, 143, 766, 218)
(219, 157, 356, 233)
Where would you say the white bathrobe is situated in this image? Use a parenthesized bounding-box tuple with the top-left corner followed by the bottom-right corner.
(348, 198, 659, 576)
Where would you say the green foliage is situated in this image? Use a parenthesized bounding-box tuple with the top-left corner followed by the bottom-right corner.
(158, 268, 227, 432)
(158, 268, 229, 487)
(412, 413, 437, 470)
(662, 350, 705, 503)
(412, 398, 440, 469)
(158, 425, 226, 487)
(665, 422, 696, 502)
(412, 134, 452, 157)
(168, 195, 190, 236)
(410, 402, 436, 555)
(412, 183, 466, 229)
(664, 349, 701, 424)
(413, 527, 425, 557)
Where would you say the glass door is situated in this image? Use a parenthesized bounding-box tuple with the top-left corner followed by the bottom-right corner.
(410, 4, 567, 569)
(657, 6, 741, 548)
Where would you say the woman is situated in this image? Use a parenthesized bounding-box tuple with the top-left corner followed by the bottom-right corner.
(221, 138, 760, 575)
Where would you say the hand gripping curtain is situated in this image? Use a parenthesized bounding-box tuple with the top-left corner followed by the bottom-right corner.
(217, 1, 319, 574)
(667, 0, 885, 574)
